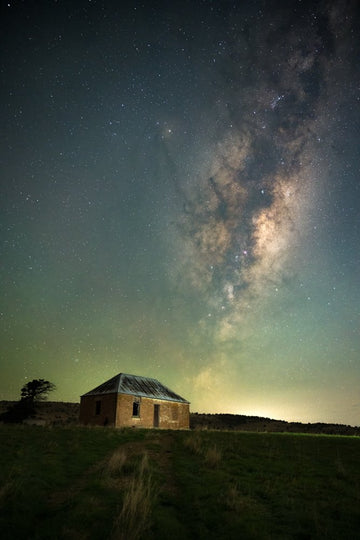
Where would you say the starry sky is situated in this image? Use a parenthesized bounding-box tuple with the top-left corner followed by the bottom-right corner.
(1, 0, 359, 425)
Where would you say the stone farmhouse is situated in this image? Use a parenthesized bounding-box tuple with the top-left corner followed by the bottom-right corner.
(79, 372, 190, 429)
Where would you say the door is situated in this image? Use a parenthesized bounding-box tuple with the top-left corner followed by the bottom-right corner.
(153, 404, 160, 427)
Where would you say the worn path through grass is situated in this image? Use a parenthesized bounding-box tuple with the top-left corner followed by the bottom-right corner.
(0, 426, 155, 539)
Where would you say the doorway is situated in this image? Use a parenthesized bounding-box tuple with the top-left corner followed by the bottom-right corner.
(153, 404, 160, 427)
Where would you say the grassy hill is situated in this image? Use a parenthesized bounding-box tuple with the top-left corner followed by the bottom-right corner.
(0, 424, 359, 539)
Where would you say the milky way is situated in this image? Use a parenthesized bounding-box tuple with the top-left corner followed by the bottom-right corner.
(173, 4, 334, 338)
(163, 1, 360, 419)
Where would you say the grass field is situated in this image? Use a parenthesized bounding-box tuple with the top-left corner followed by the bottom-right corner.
(0, 425, 359, 539)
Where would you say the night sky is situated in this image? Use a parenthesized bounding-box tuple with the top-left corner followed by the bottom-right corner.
(1, 0, 359, 425)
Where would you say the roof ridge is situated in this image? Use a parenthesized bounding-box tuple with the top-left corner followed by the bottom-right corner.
(119, 372, 160, 381)
(81, 372, 189, 403)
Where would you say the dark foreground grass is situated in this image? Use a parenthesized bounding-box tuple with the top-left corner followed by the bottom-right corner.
(152, 431, 360, 540)
(0, 426, 359, 539)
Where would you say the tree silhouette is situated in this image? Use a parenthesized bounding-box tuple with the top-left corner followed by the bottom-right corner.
(0, 379, 56, 423)
(20, 379, 56, 404)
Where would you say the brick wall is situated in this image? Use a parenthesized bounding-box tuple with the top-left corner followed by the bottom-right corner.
(79, 393, 117, 426)
(80, 392, 190, 429)
(115, 394, 189, 429)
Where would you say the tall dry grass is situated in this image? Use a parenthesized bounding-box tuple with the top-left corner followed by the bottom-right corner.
(107, 448, 127, 475)
(101, 448, 128, 490)
(112, 453, 155, 540)
(204, 445, 222, 468)
(184, 435, 222, 467)
(183, 434, 203, 455)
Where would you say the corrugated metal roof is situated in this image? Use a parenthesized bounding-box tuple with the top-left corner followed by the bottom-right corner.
(81, 373, 189, 403)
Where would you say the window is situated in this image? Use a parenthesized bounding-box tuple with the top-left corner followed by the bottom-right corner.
(154, 404, 160, 427)
(171, 407, 178, 421)
(132, 398, 140, 417)
(95, 400, 101, 415)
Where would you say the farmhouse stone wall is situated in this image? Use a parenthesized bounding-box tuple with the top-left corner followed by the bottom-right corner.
(115, 394, 189, 429)
(79, 393, 117, 426)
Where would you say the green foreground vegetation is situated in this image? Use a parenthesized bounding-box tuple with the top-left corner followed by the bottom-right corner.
(0, 425, 359, 539)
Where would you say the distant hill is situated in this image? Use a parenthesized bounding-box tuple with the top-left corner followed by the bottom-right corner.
(0, 401, 80, 425)
(191, 412, 360, 436)
(1, 401, 359, 435)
